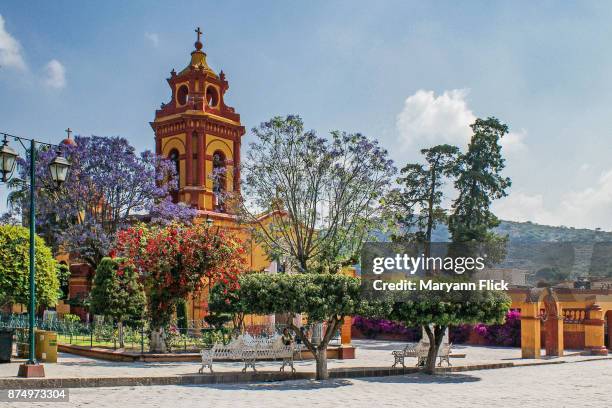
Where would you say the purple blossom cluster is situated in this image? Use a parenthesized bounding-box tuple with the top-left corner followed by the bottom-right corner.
(10, 135, 195, 265)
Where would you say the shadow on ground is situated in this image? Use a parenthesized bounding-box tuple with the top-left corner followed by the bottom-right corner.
(360, 372, 481, 384)
(185, 379, 353, 391)
(181, 371, 480, 391)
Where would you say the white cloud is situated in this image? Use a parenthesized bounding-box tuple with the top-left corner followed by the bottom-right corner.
(494, 169, 612, 230)
(145, 32, 159, 47)
(396, 89, 475, 149)
(501, 129, 528, 153)
(0, 14, 26, 70)
(493, 191, 557, 225)
(43, 59, 66, 89)
(396, 89, 527, 153)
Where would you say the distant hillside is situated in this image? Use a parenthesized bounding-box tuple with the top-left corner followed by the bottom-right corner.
(495, 220, 612, 243)
(402, 220, 612, 243)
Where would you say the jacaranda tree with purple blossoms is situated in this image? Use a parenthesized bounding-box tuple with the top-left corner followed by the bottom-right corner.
(239, 115, 396, 273)
(7, 135, 197, 268)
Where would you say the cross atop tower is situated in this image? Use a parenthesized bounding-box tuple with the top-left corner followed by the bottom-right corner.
(194, 27, 204, 51)
(65, 128, 72, 139)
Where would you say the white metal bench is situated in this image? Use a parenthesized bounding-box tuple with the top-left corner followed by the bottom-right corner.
(391, 342, 417, 368)
(199, 334, 296, 373)
(199, 340, 243, 373)
(415, 341, 453, 367)
(437, 342, 452, 367)
(392, 340, 452, 368)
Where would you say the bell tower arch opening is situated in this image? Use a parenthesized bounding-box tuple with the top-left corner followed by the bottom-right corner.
(168, 148, 180, 202)
(212, 150, 226, 212)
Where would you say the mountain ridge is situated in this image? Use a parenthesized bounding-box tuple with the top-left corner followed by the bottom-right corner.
(426, 220, 612, 243)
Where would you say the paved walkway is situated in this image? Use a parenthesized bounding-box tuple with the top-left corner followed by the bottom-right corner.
(15, 359, 612, 408)
(0, 340, 606, 379)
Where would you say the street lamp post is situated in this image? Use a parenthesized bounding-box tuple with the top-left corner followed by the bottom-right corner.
(0, 131, 72, 378)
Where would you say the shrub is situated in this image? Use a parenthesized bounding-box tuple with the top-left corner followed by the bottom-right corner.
(0, 224, 60, 307)
(352, 316, 420, 340)
(89, 257, 146, 326)
(478, 309, 521, 346)
(451, 310, 521, 346)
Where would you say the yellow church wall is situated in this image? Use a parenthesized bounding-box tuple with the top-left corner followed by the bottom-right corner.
(192, 215, 270, 272)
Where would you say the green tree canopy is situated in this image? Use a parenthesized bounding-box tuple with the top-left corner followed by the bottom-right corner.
(89, 257, 146, 324)
(210, 272, 376, 380)
(0, 224, 60, 308)
(89, 257, 146, 348)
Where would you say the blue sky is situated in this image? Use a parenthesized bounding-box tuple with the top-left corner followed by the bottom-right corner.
(2, 1, 612, 229)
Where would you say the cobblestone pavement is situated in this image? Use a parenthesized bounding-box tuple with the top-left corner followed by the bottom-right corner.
(0, 340, 603, 379)
(14, 359, 612, 408)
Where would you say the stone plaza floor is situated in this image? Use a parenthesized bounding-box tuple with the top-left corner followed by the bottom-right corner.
(10, 358, 612, 408)
(0, 340, 608, 379)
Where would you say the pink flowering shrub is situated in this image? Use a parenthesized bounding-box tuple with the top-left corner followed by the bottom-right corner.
(450, 310, 521, 346)
(352, 316, 420, 340)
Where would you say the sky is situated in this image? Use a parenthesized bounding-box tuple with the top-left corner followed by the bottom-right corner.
(1, 1, 612, 230)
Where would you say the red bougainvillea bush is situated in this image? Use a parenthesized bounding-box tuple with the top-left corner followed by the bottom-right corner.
(114, 222, 246, 330)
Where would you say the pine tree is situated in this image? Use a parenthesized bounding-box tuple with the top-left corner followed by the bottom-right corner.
(449, 117, 511, 243)
(385, 144, 459, 260)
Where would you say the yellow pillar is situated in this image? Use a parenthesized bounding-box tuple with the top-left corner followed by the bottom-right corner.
(584, 304, 608, 355)
(520, 302, 541, 359)
(337, 317, 355, 359)
(340, 317, 352, 345)
(544, 297, 564, 357)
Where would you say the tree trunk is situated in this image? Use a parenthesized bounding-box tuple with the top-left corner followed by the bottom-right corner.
(117, 321, 124, 349)
(150, 327, 167, 353)
(288, 316, 341, 381)
(315, 348, 329, 380)
(425, 168, 437, 265)
(423, 324, 446, 374)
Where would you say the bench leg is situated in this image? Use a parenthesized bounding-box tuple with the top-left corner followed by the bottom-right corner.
(281, 357, 296, 373)
(437, 356, 451, 367)
(392, 356, 405, 368)
(243, 360, 257, 372)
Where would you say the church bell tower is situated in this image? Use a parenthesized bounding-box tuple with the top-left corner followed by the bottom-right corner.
(151, 28, 245, 212)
